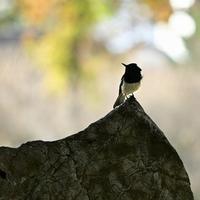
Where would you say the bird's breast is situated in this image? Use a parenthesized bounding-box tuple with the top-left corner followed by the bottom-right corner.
(122, 81, 141, 95)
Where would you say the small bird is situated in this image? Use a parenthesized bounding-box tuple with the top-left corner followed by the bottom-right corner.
(113, 63, 142, 108)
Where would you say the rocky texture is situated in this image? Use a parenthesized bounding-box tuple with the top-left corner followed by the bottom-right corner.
(0, 96, 193, 199)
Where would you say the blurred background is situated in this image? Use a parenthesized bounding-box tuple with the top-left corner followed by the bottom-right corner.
(0, 0, 199, 198)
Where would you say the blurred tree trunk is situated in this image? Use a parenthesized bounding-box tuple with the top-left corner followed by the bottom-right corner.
(0, 97, 193, 200)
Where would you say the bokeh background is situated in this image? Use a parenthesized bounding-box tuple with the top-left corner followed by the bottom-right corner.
(0, 0, 199, 198)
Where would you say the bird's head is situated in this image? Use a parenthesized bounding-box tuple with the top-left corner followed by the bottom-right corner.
(121, 63, 142, 72)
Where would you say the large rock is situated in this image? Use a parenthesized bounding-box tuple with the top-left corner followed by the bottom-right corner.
(0, 97, 193, 199)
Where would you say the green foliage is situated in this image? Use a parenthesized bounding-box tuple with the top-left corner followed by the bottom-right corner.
(19, 0, 114, 92)
(0, 2, 19, 27)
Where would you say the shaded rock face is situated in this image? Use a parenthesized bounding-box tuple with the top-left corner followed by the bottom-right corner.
(0, 97, 193, 200)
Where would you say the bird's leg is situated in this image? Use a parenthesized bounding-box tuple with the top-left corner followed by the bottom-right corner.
(131, 93, 135, 99)
(127, 94, 131, 99)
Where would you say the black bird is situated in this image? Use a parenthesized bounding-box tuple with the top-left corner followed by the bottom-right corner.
(113, 63, 142, 108)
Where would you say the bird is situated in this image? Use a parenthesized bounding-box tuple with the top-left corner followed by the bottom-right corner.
(113, 63, 142, 108)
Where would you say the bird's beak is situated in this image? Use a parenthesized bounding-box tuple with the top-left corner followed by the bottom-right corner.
(121, 63, 127, 67)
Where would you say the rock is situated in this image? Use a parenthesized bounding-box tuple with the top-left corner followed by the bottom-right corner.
(0, 96, 194, 200)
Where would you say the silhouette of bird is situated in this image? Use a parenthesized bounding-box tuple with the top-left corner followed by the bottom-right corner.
(113, 63, 142, 108)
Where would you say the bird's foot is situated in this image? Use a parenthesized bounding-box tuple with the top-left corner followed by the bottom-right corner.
(127, 94, 134, 99)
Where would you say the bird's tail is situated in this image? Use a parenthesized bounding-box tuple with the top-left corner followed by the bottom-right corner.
(113, 93, 125, 108)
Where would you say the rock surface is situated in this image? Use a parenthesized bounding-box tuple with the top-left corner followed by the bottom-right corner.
(0, 97, 194, 199)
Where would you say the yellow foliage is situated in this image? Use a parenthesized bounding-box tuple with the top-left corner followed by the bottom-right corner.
(15, 0, 114, 93)
(18, 0, 112, 92)
(17, 0, 55, 24)
(142, 0, 172, 21)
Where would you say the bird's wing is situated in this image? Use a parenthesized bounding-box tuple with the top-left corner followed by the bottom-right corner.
(113, 75, 125, 108)
(118, 75, 124, 95)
